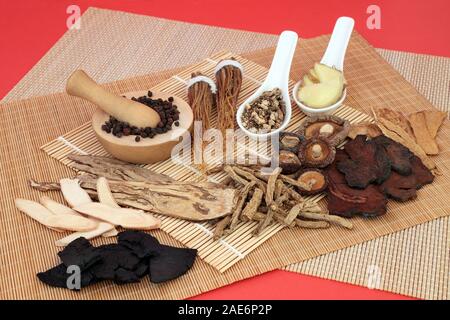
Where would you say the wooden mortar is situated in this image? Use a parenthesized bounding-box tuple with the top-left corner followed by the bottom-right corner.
(92, 90, 193, 164)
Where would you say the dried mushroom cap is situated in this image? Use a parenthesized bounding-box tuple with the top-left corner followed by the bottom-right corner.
(298, 115, 350, 146)
(298, 137, 336, 168)
(278, 150, 302, 175)
(279, 131, 304, 153)
(295, 169, 328, 195)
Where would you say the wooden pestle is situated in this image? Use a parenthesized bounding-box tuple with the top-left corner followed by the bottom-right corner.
(66, 70, 160, 128)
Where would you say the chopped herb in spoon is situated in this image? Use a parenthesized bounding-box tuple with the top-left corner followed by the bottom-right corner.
(241, 88, 285, 133)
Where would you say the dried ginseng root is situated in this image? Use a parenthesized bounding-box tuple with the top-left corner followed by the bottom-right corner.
(215, 58, 243, 133)
(187, 72, 216, 132)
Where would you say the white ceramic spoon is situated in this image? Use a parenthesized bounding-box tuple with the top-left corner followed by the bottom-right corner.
(293, 16, 354, 116)
(237, 30, 298, 139)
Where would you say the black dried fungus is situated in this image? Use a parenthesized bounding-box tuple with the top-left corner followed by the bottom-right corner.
(37, 232, 197, 290)
(118, 230, 161, 259)
(101, 94, 180, 139)
(89, 244, 141, 283)
(149, 245, 197, 284)
(57, 237, 101, 271)
(37, 264, 96, 289)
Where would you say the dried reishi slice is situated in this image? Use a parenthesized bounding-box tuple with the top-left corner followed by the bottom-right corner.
(278, 150, 302, 174)
(73, 202, 161, 230)
(295, 169, 328, 195)
(60, 179, 93, 207)
(298, 137, 336, 168)
(298, 115, 350, 146)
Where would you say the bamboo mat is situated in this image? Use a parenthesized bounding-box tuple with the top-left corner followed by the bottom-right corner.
(41, 51, 375, 273)
(1, 7, 449, 299)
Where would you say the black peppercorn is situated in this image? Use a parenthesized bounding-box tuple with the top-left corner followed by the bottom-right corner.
(135, 136, 141, 142)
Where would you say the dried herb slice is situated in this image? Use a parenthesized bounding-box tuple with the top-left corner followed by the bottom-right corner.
(117, 230, 161, 259)
(149, 245, 197, 283)
(57, 237, 102, 271)
(37, 264, 96, 289)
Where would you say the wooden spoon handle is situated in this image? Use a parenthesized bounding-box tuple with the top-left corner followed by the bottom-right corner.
(66, 70, 160, 128)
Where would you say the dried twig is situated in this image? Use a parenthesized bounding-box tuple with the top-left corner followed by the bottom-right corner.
(213, 216, 231, 240)
(241, 188, 264, 221)
(298, 211, 353, 229)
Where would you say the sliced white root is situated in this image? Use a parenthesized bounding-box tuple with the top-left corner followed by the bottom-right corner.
(40, 196, 81, 216)
(55, 222, 115, 247)
(15, 198, 98, 232)
(45, 215, 98, 232)
(102, 228, 119, 237)
(97, 177, 120, 208)
(96, 177, 121, 237)
(73, 202, 161, 230)
(60, 178, 92, 207)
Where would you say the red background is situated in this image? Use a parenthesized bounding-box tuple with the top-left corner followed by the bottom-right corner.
(2, 0, 448, 300)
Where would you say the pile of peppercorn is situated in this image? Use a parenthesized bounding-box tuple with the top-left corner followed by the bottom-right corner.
(101, 91, 180, 142)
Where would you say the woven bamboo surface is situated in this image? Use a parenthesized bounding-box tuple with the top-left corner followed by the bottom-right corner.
(1, 8, 449, 299)
(41, 51, 376, 273)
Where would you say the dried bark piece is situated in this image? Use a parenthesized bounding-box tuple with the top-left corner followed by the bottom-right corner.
(31, 178, 238, 221)
(73, 202, 160, 230)
(68, 154, 174, 183)
(409, 112, 439, 155)
(55, 222, 115, 247)
(29, 179, 60, 192)
(15, 199, 98, 232)
(423, 110, 447, 138)
(374, 108, 414, 138)
(60, 179, 93, 207)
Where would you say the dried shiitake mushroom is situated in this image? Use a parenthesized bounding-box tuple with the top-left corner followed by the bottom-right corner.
(298, 137, 336, 168)
(278, 150, 302, 174)
(298, 115, 350, 146)
(279, 131, 304, 154)
(295, 169, 328, 195)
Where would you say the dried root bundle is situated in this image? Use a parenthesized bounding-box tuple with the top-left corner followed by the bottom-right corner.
(212, 165, 353, 239)
(187, 72, 215, 132)
(215, 58, 243, 133)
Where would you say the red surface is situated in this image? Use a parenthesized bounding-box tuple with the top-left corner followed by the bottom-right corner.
(1, 0, 446, 299)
